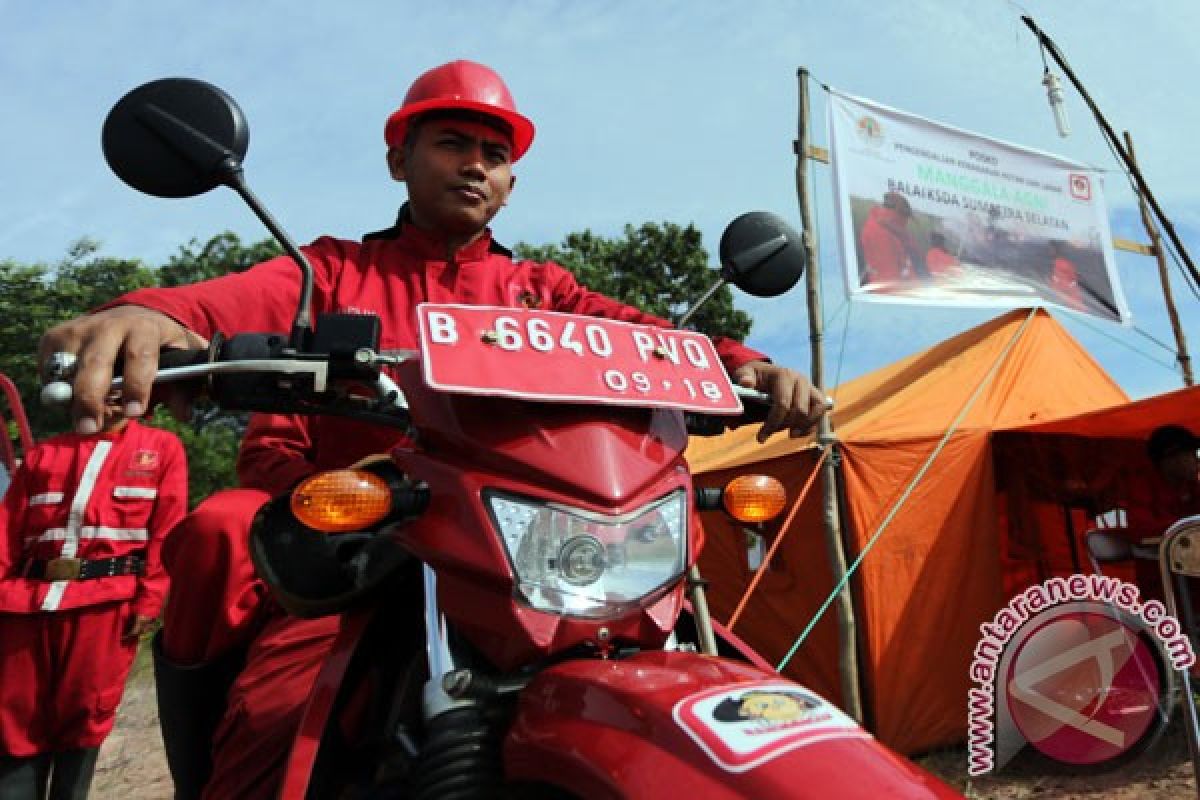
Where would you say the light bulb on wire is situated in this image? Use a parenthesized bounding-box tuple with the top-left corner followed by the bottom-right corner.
(1042, 70, 1071, 137)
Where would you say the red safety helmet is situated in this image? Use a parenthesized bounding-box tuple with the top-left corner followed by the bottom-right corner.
(384, 60, 535, 162)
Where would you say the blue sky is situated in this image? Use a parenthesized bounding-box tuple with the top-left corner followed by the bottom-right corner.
(3, 0, 1198, 400)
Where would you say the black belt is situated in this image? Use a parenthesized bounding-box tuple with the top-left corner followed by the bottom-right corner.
(25, 555, 146, 581)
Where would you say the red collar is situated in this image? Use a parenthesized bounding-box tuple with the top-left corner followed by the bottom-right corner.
(393, 221, 498, 262)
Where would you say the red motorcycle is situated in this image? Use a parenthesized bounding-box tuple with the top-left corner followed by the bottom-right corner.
(74, 78, 963, 799)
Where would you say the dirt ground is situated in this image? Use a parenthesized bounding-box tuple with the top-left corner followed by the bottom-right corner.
(91, 644, 1200, 799)
(91, 641, 172, 800)
(916, 722, 1198, 799)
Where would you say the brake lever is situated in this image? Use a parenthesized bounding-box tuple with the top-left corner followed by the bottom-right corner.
(40, 346, 413, 415)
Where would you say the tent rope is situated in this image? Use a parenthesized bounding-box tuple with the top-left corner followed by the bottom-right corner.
(832, 300, 854, 395)
(776, 307, 1040, 672)
(727, 446, 831, 631)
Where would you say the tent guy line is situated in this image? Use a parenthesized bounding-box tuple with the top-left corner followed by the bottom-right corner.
(775, 307, 1040, 673)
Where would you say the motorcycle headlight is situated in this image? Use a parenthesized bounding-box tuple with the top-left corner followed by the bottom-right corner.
(485, 490, 687, 619)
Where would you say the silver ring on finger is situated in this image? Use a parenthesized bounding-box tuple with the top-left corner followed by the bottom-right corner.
(44, 351, 78, 382)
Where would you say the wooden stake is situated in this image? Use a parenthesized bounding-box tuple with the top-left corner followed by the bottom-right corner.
(1125, 131, 1194, 387)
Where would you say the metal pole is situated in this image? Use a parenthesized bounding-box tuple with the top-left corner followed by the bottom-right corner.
(796, 67, 863, 722)
(1124, 131, 1194, 387)
(686, 565, 720, 656)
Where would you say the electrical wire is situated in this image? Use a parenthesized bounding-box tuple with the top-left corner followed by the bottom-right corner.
(1069, 313, 1179, 372)
(1095, 133, 1200, 301)
(1027, 15, 1200, 301)
(1132, 324, 1183, 357)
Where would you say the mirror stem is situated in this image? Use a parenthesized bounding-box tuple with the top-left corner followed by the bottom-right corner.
(224, 168, 315, 350)
(675, 277, 726, 329)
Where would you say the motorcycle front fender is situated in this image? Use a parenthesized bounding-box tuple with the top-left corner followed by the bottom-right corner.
(504, 651, 961, 800)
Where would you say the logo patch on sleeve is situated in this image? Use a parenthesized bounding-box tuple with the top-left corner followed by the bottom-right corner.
(673, 681, 869, 772)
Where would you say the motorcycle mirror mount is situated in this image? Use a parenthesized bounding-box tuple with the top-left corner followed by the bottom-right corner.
(102, 77, 315, 351)
(674, 211, 805, 328)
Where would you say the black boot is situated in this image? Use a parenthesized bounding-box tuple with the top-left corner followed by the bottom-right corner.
(47, 749, 97, 800)
(151, 632, 246, 800)
(0, 754, 51, 800)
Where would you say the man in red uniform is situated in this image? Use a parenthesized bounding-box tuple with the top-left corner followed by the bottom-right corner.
(39, 60, 828, 797)
(0, 398, 186, 798)
(1124, 425, 1200, 602)
(858, 191, 928, 285)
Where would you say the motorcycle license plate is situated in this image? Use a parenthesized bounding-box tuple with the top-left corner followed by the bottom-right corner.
(417, 304, 743, 414)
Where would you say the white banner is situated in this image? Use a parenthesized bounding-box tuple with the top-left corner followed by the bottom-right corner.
(829, 91, 1129, 324)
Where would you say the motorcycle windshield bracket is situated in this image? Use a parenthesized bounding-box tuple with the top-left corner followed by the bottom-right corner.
(421, 565, 474, 719)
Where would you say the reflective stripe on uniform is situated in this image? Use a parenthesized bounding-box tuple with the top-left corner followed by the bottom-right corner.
(27, 526, 150, 545)
(113, 486, 157, 499)
(41, 440, 113, 611)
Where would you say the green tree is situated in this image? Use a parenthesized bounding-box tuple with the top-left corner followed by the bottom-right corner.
(0, 235, 247, 504)
(149, 407, 240, 509)
(154, 232, 275, 503)
(159, 232, 282, 286)
(0, 239, 156, 440)
(515, 222, 752, 342)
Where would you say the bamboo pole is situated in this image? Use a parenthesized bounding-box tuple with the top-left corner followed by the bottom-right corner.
(795, 67, 863, 722)
(1124, 131, 1193, 387)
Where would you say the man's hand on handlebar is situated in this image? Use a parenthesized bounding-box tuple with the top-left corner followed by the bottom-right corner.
(38, 306, 209, 433)
(732, 361, 829, 443)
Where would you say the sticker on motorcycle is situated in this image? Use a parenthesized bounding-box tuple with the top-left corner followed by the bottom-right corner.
(673, 681, 870, 772)
(416, 303, 742, 414)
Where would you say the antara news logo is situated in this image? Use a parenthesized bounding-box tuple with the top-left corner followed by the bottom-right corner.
(967, 574, 1194, 775)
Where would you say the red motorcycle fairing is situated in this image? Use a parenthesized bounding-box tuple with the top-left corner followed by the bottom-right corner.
(397, 359, 691, 508)
(391, 447, 692, 669)
(505, 651, 961, 799)
(386, 361, 708, 670)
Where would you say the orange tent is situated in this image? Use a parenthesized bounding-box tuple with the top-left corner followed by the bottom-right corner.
(687, 307, 1147, 754)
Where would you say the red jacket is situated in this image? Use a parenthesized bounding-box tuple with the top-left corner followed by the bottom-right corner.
(860, 206, 920, 283)
(0, 421, 187, 615)
(1124, 471, 1200, 544)
(115, 221, 767, 494)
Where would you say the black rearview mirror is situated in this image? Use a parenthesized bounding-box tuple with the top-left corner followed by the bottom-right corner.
(102, 77, 249, 199)
(718, 212, 805, 298)
(102, 76, 316, 347)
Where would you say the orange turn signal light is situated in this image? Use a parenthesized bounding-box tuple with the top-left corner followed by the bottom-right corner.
(291, 470, 392, 533)
(722, 475, 787, 523)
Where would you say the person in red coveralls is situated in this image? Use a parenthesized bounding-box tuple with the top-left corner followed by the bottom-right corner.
(1124, 425, 1200, 604)
(0, 393, 186, 799)
(38, 60, 828, 798)
(1048, 239, 1085, 311)
(858, 190, 928, 285)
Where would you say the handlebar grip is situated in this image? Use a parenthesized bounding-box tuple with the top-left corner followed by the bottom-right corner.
(735, 387, 772, 424)
(157, 348, 210, 370)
